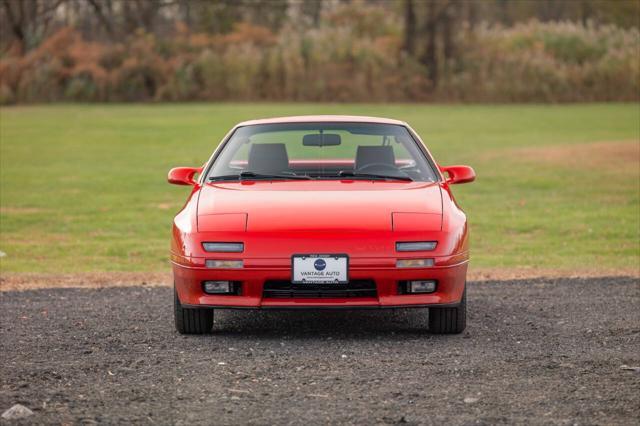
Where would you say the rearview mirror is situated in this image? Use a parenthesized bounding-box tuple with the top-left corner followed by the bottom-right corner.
(168, 167, 202, 186)
(303, 133, 341, 146)
(440, 165, 476, 185)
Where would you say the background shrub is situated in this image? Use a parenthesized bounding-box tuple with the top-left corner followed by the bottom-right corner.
(0, 6, 638, 104)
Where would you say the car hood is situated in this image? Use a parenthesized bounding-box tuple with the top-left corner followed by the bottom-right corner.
(197, 180, 442, 232)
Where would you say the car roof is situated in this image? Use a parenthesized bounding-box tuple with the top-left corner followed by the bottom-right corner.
(236, 115, 407, 127)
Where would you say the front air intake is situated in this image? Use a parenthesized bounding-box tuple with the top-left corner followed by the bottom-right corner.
(263, 280, 377, 299)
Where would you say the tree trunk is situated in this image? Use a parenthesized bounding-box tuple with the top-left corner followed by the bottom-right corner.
(403, 0, 416, 55)
(421, 0, 439, 88)
(442, 3, 455, 62)
(467, 0, 477, 34)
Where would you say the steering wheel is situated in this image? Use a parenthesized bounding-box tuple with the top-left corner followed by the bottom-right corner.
(356, 163, 401, 173)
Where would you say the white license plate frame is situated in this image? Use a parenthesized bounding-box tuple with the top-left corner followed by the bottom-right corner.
(291, 254, 349, 284)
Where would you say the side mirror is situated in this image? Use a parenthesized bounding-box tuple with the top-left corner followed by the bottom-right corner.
(168, 167, 202, 186)
(440, 165, 476, 185)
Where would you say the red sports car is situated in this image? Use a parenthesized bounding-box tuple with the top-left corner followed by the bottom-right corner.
(168, 116, 475, 334)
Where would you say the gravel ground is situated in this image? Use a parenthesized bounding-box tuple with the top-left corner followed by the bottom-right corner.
(1, 277, 639, 425)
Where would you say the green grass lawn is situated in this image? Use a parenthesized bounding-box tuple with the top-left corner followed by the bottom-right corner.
(1, 103, 638, 274)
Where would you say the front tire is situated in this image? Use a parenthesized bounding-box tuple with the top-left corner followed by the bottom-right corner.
(174, 288, 213, 334)
(429, 287, 466, 334)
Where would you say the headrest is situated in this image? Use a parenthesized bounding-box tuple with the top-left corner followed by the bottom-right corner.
(247, 143, 289, 174)
(355, 146, 395, 170)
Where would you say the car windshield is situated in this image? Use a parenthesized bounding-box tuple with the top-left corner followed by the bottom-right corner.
(207, 123, 438, 182)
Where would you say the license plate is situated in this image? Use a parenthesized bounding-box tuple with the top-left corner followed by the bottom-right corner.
(291, 254, 349, 284)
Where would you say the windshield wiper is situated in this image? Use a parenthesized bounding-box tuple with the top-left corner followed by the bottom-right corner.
(337, 170, 413, 181)
(209, 171, 312, 181)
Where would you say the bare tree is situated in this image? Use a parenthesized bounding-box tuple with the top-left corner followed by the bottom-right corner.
(1, 0, 64, 51)
(86, 0, 114, 37)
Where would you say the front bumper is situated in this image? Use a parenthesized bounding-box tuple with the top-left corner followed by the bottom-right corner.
(173, 257, 467, 309)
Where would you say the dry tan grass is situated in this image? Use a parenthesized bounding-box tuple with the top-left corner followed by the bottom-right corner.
(510, 140, 640, 171)
(0, 207, 48, 214)
(0, 271, 172, 291)
(468, 267, 639, 282)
